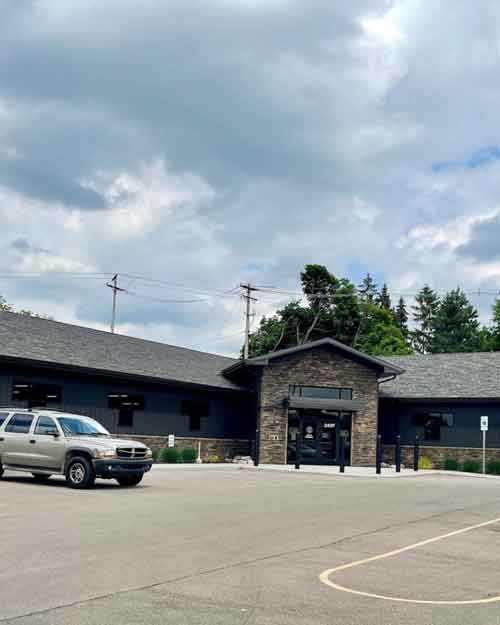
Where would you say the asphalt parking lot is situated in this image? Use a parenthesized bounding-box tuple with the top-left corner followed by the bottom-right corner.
(2, 466, 500, 625)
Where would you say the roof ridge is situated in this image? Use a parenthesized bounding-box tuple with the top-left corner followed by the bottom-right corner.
(0, 310, 237, 362)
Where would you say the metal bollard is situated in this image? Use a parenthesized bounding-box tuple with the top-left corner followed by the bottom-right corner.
(295, 425, 302, 470)
(395, 435, 401, 473)
(376, 434, 382, 474)
(413, 436, 420, 471)
(339, 433, 346, 473)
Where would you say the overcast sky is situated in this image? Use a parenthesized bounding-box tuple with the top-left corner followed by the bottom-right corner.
(1, 0, 500, 355)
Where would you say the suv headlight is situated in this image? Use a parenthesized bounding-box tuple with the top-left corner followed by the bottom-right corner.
(94, 449, 117, 459)
(145, 448, 153, 459)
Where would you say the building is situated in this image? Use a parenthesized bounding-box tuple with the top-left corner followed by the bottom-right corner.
(1, 310, 499, 466)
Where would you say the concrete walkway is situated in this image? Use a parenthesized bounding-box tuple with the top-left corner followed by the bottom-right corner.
(152, 463, 500, 479)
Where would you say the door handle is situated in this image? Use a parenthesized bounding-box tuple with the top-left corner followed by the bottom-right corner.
(29, 439, 36, 444)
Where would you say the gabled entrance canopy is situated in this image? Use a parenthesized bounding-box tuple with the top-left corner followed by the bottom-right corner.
(223, 338, 405, 379)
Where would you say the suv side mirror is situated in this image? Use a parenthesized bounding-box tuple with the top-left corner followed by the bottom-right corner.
(47, 428, 60, 437)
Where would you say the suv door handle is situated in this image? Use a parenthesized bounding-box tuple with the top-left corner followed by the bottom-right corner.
(29, 439, 36, 444)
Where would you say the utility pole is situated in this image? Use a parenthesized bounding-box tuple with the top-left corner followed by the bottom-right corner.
(240, 283, 258, 359)
(106, 274, 126, 333)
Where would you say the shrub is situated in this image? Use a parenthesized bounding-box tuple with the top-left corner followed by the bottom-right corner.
(442, 458, 459, 471)
(152, 448, 160, 463)
(161, 447, 180, 464)
(418, 456, 434, 470)
(486, 460, 500, 475)
(462, 459, 481, 473)
(181, 447, 197, 463)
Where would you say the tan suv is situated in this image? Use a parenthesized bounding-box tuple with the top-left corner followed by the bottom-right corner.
(0, 408, 153, 489)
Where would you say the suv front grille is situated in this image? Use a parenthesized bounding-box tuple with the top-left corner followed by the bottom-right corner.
(116, 447, 147, 459)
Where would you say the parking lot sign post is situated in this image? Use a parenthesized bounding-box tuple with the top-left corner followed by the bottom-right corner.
(481, 416, 488, 474)
(168, 434, 175, 448)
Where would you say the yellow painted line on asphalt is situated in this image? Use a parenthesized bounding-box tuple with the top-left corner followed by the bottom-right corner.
(319, 516, 500, 605)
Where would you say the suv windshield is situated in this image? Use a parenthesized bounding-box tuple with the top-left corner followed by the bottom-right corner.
(57, 417, 110, 437)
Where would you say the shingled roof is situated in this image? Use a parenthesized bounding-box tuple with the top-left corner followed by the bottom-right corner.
(0, 311, 243, 391)
(380, 352, 500, 399)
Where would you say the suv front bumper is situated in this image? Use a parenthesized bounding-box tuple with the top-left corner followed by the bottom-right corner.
(93, 459, 153, 478)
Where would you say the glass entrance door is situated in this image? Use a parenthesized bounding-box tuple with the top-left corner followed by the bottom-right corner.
(287, 410, 352, 465)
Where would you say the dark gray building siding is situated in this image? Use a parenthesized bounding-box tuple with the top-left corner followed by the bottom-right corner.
(0, 362, 255, 439)
(380, 398, 500, 448)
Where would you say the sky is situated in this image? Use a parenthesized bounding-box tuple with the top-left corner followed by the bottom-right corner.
(2, 0, 500, 356)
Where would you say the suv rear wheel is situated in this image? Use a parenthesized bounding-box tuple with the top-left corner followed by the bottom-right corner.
(116, 475, 143, 487)
(65, 456, 95, 489)
(0, 463, 3, 479)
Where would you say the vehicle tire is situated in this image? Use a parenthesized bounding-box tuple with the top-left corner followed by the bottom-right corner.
(32, 473, 51, 482)
(0, 463, 3, 479)
(65, 456, 95, 489)
(116, 474, 143, 487)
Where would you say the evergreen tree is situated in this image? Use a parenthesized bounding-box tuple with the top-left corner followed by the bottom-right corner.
(355, 303, 413, 356)
(490, 299, 500, 350)
(412, 285, 440, 353)
(376, 283, 392, 310)
(430, 288, 481, 353)
(394, 296, 409, 337)
(358, 273, 378, 304)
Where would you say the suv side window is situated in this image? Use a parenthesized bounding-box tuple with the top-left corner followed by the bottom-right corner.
(5, 413, 34, 434)
(35, 416, 57, 435)
(0, 412, 9, 427)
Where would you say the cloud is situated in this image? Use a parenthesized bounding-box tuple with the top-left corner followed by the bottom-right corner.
(2, 0, 500, 352)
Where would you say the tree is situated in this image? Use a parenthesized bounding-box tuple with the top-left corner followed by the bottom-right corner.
(489, 299, 500, 350)
(355, 303, 413, 356)
(376, 283, 392, 310)
(394, 296, 409, 337)
(412, 285, 440, 353)
(0, 294, 49, 319)
(430, 288, 481, 353)
(0, 296, 12, 312)
(358, 273, 378, 303)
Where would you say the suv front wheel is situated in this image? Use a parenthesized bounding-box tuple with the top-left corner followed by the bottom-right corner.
(116, 475, 143, 487)
(66, 456, 95, 489)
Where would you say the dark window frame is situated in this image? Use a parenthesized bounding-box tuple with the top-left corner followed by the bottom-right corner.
(181, 400, 210, 432)
(289, 385, 353, 401)
(118, 408, 134, 428)
(107, 393, 145, 410)
(412, 411, 454, 442)
(11, 380, 62, 408)
(0, 412, 9, 427)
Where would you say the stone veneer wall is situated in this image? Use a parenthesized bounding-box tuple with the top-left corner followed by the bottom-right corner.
(383, 444, 500, 467)
(257, 347, 380, 465)
(116, 434, 252, 461)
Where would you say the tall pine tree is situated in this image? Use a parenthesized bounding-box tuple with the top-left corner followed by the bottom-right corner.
(376, 283, 392, 310)
(412, 285, 440, 353)
(358, 273, 378, 304)
(395, 296, 409, 338)
(430, 288, 481, 353)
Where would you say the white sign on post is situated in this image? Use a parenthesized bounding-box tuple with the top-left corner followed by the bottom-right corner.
(168, 434, 175, 448)
(481, 416, 488, 474)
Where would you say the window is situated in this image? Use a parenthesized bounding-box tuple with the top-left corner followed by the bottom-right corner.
(412, 411, 454, 441)
(0, 412, 9, 427)
(35, 416, 58, 435)
(182, 400, 209, 431)
(58, 417, 109, 437)
(107, 393, 145, 410)
(5, 413, 34, 434)
(118, 408, 134, 428)
(12, 381, 62, 407)
(289, 385, 353, 400)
